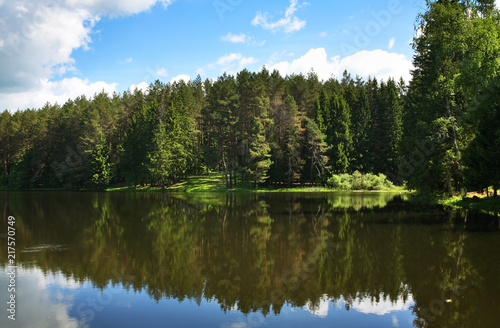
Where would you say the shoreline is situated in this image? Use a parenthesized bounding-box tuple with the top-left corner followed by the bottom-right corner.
(2, 181, 498, 214)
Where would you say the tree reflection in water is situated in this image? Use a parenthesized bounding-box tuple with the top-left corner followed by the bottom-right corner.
(1, 191, 499, 327)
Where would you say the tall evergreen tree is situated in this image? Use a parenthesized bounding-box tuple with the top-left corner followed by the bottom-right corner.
(350, 86, 373, 172)
(303, 117, 330, 184)
(403, 0, 470, 193)
(379, 79, 403, 175)
(329, 93, 352, 173)
(204, 73, 239, 188)
(269, 94, 304, 186)
(120, 99, 157, 186)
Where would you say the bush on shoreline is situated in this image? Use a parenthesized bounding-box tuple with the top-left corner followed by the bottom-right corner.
(326, 171, 396, 191)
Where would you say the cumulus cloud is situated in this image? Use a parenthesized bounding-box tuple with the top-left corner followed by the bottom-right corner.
(0, 78, 117, 111)
(268, 48, 412, 82)
(66, 0, 176, 17)
(128, 81, 149, 94)
(0, 0, 174, 111)
(0, 2, 96, 92)
(170, 74, 191, 84)
(252, 0, 308, 33)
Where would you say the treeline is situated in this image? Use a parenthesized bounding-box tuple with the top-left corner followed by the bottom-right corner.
(1, 0, 499, 195)
(0, 69, 406, 190)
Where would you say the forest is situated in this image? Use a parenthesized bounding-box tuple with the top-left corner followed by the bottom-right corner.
(0, 0, 499, 195)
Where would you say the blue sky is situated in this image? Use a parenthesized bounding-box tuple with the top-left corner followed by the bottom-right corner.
(0, 0, 427, 111)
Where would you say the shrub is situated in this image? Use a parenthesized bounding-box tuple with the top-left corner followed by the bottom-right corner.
(326, 171, 396, 190)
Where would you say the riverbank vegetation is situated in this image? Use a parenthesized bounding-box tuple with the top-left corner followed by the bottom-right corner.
(409, 189, 500, 215)
(0, 1, 498, 202)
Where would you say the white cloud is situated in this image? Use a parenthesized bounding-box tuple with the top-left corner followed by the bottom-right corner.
(208, 53, 258, 74)
(170, 74, 191, 84)
(0, 0, 174, 111)
(221, 33, 248, 43)
(319, 31, 327, 38)
(252, 0, 307, 34)
(217, 53, 244, 66)
(0, 78, 117, 111)
(268, 48, 412, 82)
(156, 67, 168, 77)
(388, 37, 396, 49)
(128, 81, 149, 93)
(0, 2, 97, 92)
(66, 0, 176, 17)
(220, 33, 265, 47)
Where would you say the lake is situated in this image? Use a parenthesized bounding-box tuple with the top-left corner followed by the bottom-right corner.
(1, 191, 499, 328)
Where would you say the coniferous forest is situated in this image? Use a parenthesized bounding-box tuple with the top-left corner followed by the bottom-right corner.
(0, 0, 499, 195)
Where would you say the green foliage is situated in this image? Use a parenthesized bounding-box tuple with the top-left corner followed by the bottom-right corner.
(87, 131, 114, 189)
(326, 171, 396, 191)
(400, 0, 500, 194)
(8, 149, 33, 189)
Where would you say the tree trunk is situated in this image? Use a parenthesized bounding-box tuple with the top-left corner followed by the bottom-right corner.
(229, 160, 233, 189)
(310, 151, 314, 185)
(222, 154, 229, 188)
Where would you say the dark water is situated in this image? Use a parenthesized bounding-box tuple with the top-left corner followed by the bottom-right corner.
(0, 191, 499, 328)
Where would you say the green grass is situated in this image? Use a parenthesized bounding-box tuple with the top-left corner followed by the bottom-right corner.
(2, 174, 405, 194)
(162, 175, 333, 193)
(166, 175, 230, 192)
(409, 193, 500, 214)
(105, 175, 371, 193)
(440, 195, 500, 214)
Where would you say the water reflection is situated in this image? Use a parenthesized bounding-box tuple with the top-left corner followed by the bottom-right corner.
(1, 191, 499, 328)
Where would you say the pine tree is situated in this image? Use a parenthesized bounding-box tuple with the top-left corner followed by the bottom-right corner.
(303, 117, 330, 184)
(204, 73, 239, 188)
(147, 94, 189, 188)
(351, 86, 373, 172)
(329, 93, 352, 173)
(379, 79, 403, 175)
(269, 94, 304, 186)
(120, 99, 157, 186)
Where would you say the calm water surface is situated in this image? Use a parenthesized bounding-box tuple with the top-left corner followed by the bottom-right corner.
(1, 191, 499, 328)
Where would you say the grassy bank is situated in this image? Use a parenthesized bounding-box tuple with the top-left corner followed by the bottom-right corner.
(107, 175, 333, 193)
(440, 196, 500, 214)
(409, 193, 500, 214)
(105, 174, 406, 193)
(1, 174, 403, 193)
